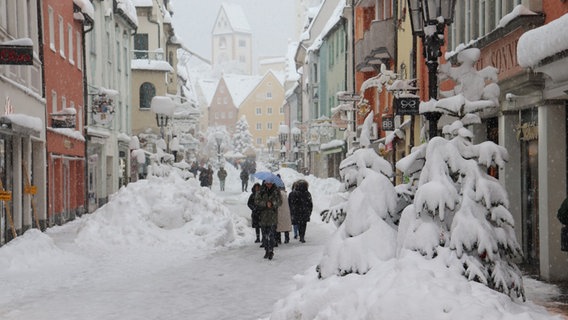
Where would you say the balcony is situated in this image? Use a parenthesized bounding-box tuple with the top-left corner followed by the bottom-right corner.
(355, 18, 395, 72)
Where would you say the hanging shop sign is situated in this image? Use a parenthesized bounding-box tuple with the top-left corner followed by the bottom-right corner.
(24, 185, 37, 195)
(394, 96, 420, 115)
(92, 93, 115, 125)
(382, 115, 395, 131)
(0, 45, 33, 65)
(0, 190, 12, 201)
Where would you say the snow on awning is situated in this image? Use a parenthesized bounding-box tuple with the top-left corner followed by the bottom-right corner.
(0, 114, 43, 137)
(518, 12, 568, 68)
(131, 59, 173, 72)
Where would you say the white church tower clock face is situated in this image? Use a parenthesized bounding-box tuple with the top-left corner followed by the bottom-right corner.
(212, 3, 252, 75)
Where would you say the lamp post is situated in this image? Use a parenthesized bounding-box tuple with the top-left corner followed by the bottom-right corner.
(279, 124, 289, 161)
(151, 96, 175, 153)
(407, 0, 456, 138)
(214, 131, 223, 165)
(292, 127, 301, 162)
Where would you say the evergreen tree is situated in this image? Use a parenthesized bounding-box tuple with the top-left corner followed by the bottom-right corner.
(396, 48, 524, 300)
(232, 116, 254, 154)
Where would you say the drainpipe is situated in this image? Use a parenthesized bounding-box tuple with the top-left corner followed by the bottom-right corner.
(82, 14, 94, 215)
(351, 0, 357, 137)
(37, 0, 46, 229)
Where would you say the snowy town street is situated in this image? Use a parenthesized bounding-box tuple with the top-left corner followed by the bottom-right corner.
(0, 165, 565, 320)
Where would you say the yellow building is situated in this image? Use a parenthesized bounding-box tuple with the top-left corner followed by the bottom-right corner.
(237, 71, 286, 149)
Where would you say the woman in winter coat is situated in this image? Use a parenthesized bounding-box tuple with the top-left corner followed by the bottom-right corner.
(254, 181, 282, 260)
(247, 183, 262, 243)
(276, 186, 292, 244)
(288, 179, 313, 243)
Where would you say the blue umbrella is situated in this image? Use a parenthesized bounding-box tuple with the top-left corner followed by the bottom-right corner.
(253, 171, 285, 188)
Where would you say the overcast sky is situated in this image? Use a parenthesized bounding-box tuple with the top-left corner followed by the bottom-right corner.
(171, 0, 297, 66)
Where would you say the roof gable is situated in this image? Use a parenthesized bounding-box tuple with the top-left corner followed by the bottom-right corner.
(212, 3, 251, 35)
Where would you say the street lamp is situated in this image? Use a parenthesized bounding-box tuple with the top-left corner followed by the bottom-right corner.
(150, 96, 175, 140)
(407, 0, 456, 138)
(292, 127, 301, 161)
(279, 124, 289, 160)
(267, 137, 275, 160)
(214, 131, 223, 165)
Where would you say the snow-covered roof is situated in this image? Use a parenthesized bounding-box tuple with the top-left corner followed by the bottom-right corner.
(307, 1, 346, 53)
(219, 3, 251, 34)
(197, 78, 219, 107)
(223, 74, 262, 107)
(116, 0, 138, 27)
(131, 0, 152, 7)
(285, 41, 301, 82)
(131, 59, 174, 72)
(73, 0, 94, 20)
(518, 11, 568, 68)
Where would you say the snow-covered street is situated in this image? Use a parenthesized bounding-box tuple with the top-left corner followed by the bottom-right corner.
(0, 166, 338, 320)
(0, 164, 565, 320)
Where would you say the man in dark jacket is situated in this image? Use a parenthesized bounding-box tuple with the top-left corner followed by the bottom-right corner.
(254, 181, 282, 260)
(217, 167, 227, 191)
(288, 179, 313, 243)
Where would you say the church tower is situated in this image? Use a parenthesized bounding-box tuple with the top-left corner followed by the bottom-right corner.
(212, 3, 252, 75)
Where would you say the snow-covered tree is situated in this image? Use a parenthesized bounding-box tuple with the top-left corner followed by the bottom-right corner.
(232, 116, 254, 154)
(396, 48, 524, 300)
(317, 147, 398, 278)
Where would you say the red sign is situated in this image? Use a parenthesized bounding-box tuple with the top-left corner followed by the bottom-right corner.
(0, 45, 33, 65)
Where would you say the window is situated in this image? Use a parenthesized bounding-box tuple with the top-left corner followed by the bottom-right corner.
(219, 36, 226, 49)
(61, 96, 67, 110)
(134, 33, 148, 59)
(239, 39, 246, 47)
(266, 92, 272, 99)
(68, 24, 74, 65)
(256, 123, 262, 130)
(117, 41, 121, 71)
(51, 90, 57, 114)
(256, 138, 262, 145)
(139, 82, 156, 109)
(280, 107, 284, 114)
(239, 55, 246, 63)
(48, 6, 55, 51)
(267, 122, 273, 130)
(58, 16, 65, 57)
(76, 31, 82, 69)
(256, 107, 261, 115)
(267, 107, 273, 115)
(228, 111, 233, 119)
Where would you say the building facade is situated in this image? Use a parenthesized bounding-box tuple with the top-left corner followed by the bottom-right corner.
(0, 0, 47, 244)
(84, 0, 137, 212)
(212, 3, 253, 75)
(42, 0, 92, 224)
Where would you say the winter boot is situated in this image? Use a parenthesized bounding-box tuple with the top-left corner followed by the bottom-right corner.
(268, 251, 274, 260)
(264, 251, 269, 259)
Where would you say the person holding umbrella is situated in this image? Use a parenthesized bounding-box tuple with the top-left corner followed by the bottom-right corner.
(254, 178, 282, 260)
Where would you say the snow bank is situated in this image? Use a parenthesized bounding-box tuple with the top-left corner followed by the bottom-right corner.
(73, 172, 251, 250)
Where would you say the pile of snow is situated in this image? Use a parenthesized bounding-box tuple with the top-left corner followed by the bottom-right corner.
(73, 173, 251, 250)
(269, 252, 557, 320)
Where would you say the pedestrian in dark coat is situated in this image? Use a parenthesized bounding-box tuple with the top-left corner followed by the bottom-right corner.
(247, 183, 262, 243)
(254, 181, 282, 260)
(217, 167, 227, 191)
(240, 169, 249, 192)
(288, 179, 313, 243)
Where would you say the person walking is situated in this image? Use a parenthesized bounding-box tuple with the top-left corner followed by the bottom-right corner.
(217, 167, 227, 191)
(254, 181, 282, 260)
(247, 183, 262, 243)
(288, 179, 313, 243)
(290, 181, 300, 239)
(240, 168, 249, 192)
(276, 186, 292, 244)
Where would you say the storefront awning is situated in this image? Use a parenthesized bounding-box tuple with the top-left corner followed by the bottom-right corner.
(0, 114, 42, 137)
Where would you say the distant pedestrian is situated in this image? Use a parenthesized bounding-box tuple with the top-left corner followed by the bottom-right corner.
(290, 181, 300, 239)
(276, 185, 292, 244)
(254, 181, 282, 260)
(288, 179, 313, 243)
(217, 167, 227, 191)
(247, 183, 262, 243)
(240, 168, 249, 192)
